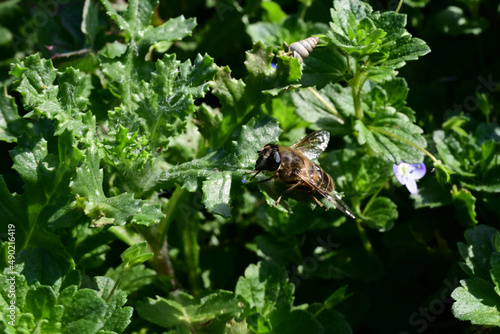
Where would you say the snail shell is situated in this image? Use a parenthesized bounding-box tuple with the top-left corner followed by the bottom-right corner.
(288, 36, 319, 63)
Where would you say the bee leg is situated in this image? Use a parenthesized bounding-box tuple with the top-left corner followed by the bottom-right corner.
(244, 171, 260, 180)
(309, 193, 328, 211)
(274, 182, 302, 207)
(257, 177, 274, 183)
(257, 172, 279, 183)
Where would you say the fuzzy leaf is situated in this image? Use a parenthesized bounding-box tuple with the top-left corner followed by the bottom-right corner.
(6, 132, 87, 260)
(10, 55, 92, 138)
(451, 186, 478, 226)
(328, 0, 430, 80)
(120, 242, 153, 270)
(355, 107, 426, 164)
(71, 144, 164, 226)
(159, 117, 281, 217)
(208, 42, 301, 148)
(363, 197, 398, 232)
(452, 278, 500, 326)
(0, 90, 26, 142)
(300, 46, 348, 89)
(136, 290, 244, 330)
(235, 261, 294, 316)
(0, 248, 131, 332)
(292, 83, 354, 135)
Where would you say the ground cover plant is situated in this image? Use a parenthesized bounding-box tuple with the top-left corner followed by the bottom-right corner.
(0, 0, 499, 333)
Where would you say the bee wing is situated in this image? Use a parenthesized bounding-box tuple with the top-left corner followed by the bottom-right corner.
(329, 192, 357, 220)
(290, 130, 330, 161)
(294, 169, 356, 219)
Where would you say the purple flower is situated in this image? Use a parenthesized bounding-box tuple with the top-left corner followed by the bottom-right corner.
(393, 161, 426, 194)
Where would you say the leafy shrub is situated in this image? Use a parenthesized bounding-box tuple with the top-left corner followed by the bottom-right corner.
(0, 0, 499, 333)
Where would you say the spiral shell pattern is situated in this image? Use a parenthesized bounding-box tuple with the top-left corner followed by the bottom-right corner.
(288, 36, 319, 63)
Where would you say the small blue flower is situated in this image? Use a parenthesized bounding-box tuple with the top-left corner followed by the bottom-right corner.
(271, 62, 276, 69)
(393, 161, 426, 194)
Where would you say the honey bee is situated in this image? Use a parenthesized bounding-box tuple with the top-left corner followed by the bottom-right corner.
(247, 131, 356, 219)
(285, 37, 319, 63)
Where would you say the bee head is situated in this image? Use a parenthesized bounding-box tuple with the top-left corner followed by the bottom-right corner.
(255, 144, 281, 172)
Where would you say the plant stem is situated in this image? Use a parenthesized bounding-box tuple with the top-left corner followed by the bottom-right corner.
(312, 305, 326, 319)
(105, 269, 123, 303)
(299, 0, 311, 20)
(137, 186, 189, 290)
(351, 197, 374, 255)
(361, 184, 384, 217)
(395, 0, 403, 13)
(351, 65, 369, 120)
(181, 213, 201, 296)
(307, 87, 345, 124)
(369, 126, 439, 163)
(356, 219, 373, 254)
(158, 186, 188, 245)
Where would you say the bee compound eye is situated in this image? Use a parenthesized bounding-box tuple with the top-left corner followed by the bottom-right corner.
(268, 150, 281, 171)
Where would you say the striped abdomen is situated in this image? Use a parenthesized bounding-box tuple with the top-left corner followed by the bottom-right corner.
(276, 146, 335, 194)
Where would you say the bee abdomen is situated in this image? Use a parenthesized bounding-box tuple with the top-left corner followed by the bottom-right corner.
(288, 37, 319, 63)
(318, 168, 334, 193)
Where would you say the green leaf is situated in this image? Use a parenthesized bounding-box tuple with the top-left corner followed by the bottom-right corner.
(101, 125, 153, 171)
(71, 143, 164, 226)
(261, 1, 287, 23)
(6, 132, 87, 260)
(433, 159, 454, 185)
(328, 0, 430, 79)
(105, 264, 157, 295)
(322, 148, 392, 199)
(433, 126, 500, 191)
(136, 290, 244, 330)
(137, 293, 186, 328)
(457, 225, 497, 281)
(411, 177, 452, 209)
(143, 15, 197, 51)
(159, 117, 281, 217)
(80, 276, 133, 333)
(0, 247, 132, 333)
(442, 115, 470, 136)
(98, 2, 216, 176)
(202, 172, 233, 217)
(24, 285, 58, 320)
(0, 90, 26, 142)
(355, 107, 427, 164)
(61, 289, 108, 333)
(268, 306, 323, 334)
(324, 285, 352, 309)
(300, 46, 347, 89)
(452, 278, 500, 326)
(451, 185, 478, 226)
(292, 83, 353, 135)
(308, 304, 352, 334)
(433, 130, 474, 177)
(452, 225, 500, 326)
(235, 261, 294, 316)
(490, 252, 500, 294)
(11, 54, 93, 138)
(362, 78, 411, 112)
(363, 197, 398, 232)
(207, 42, 301, 148)
(104, 52, 217, 156)
(247, 312, 273, 333)
(100, 0, 131, 33)
(120, 242, 153, 270)
(82, 0, 100, 46)
(247, 16, 327, 50)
